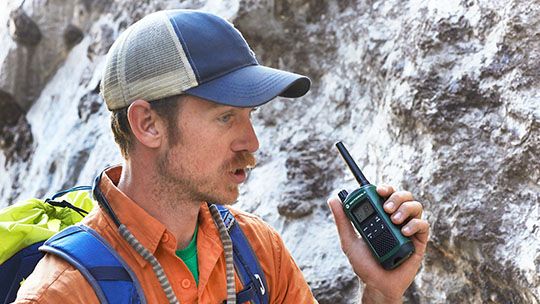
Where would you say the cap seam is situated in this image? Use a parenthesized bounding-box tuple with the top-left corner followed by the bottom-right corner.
(211, 70, 285, 90)
(198, 62, 258, 86)
(168, 14, 201, 81)
(161, 12, 198, 89)
(215, 75, 282, 94)
(203, 72, 287, 94)
(223, 21, 258, 64)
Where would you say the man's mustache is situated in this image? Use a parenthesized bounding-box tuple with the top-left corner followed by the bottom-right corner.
(224, 152, 257, 171)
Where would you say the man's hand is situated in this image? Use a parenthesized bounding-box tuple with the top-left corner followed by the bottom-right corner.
(327, 185, 430, 304)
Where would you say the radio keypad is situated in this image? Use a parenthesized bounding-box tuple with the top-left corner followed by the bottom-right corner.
(361, 215, 386, 240)
(360, 214, 398, 256)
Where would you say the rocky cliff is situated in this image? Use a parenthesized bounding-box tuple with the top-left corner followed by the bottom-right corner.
(1, 0, 538, 303)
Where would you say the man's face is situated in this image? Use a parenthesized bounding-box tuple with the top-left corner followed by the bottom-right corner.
(156, 96, 259, 205)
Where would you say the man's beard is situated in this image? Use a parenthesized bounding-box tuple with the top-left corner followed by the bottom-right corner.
(156, 149, 256, 206)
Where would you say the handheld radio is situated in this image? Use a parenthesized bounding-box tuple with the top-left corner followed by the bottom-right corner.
(336, 142, 414, 270)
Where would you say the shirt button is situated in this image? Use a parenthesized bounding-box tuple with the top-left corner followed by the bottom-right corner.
(162, 233, 169, 243)
(181, 279, 191, 289)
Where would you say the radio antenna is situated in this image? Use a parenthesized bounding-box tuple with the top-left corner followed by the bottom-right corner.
(336, 142, 370, 186)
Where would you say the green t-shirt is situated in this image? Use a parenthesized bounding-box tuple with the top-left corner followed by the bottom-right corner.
(175, 225, 199, 285)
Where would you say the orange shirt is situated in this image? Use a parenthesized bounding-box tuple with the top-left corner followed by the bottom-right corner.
(15, 166, 316, 303)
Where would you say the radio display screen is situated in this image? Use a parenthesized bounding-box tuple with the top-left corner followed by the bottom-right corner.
(352, 199, 375, 223)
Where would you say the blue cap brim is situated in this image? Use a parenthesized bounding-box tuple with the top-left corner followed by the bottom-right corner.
(185, 65, 311, 107)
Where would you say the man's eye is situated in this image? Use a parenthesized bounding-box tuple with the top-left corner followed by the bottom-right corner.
(218, 114, 233, 123)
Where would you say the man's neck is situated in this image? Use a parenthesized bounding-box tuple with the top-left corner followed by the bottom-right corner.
(116, 162, 201, 250)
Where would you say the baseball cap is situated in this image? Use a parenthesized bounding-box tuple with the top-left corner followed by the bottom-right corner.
(100, 9, 311, 110)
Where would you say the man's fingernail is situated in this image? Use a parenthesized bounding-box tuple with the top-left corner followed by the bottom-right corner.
(392, 211, 402, 221)
(385, 201, 394, 210)
(403, 226, 411, 234)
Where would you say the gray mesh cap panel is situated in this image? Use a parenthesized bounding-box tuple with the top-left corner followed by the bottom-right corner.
(101, 11, 197, 110)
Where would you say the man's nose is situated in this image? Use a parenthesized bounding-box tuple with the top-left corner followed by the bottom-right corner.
(232, 120, 260, 153)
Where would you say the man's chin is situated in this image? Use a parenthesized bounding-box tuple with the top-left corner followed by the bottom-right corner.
(206, 198, 238, 206)
(218, 192, 239, 205)
(204, 187, 239, 205)
(214, 200, 238, 206)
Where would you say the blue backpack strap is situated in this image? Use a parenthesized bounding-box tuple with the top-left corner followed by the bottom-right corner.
(214, 204, 269, 304)
(0, 241, 45, 304)
(39, 225, 146, 304)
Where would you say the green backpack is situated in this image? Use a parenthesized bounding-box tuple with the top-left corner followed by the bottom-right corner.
(0, 186, 94, 303)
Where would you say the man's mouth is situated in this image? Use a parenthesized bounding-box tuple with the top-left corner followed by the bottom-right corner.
(229, 168, 247, 184)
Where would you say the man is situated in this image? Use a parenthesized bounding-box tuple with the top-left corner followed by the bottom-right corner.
(15, 9, 429, 303)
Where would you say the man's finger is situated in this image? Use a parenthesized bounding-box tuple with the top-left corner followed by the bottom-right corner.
(383, 190, 414, 213)
(376, 184, 395, 198)
(402, 218, 430, 247)
(327, 197, 358, 253)
(390, 201, 423, 224)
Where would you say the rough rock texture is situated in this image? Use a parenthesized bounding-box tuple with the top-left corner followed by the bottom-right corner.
(8, 7, 42, 46)
(1, 0, 538, 303)
(0, 0, 116, 111)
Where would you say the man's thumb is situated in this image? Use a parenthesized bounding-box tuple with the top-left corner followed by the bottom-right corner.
(327, 197, 357, 253)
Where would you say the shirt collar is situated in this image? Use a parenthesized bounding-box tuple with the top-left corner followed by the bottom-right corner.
(99, 165, 167, 266)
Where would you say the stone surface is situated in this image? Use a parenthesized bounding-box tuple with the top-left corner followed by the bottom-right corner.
(0, 89, 33, 166)
(8, 8, 42, 46)
(0, 0, 114, 111)
(278, 135, 339, 218)
(63, 24, 84, 48)
(0, 0, 539, 303)
(77, 83, 103, 122)
(0, 90, 22, 127)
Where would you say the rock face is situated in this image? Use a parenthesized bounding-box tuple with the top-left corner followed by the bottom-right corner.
(0, 0, 538, 303)
(8, 7, 42, 46)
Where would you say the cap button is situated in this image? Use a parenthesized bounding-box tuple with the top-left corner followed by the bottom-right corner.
(181, 278, 191, 289)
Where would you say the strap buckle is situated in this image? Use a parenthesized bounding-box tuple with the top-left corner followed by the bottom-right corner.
(254, 274, 265, 295)
(223, 212, 235, 231)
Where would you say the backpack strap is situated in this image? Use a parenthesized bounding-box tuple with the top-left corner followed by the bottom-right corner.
(0, 241, 45, 304)
(214, 204, 270, 304)
(39, 225, 146, 304)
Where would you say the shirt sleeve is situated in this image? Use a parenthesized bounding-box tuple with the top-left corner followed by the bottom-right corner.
(14, 254, 100, 304)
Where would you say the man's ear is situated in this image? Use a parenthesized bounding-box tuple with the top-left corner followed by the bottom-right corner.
(127, 100, 164, 149)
